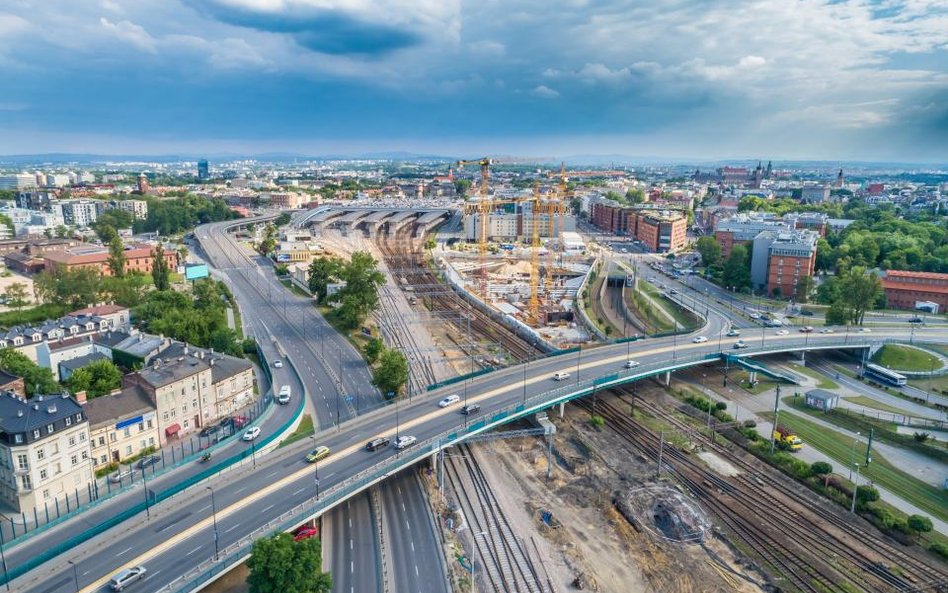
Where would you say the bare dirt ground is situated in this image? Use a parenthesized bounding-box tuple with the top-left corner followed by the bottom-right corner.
(426, 405, 768, 593)
(201, 563, 249, 593)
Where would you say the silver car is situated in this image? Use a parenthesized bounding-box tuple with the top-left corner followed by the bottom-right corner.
(110, 566, 146, 591)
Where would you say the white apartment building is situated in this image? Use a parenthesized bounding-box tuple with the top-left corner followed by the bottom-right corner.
(0, 174, 38, 191)
(118, 199, 148, 221)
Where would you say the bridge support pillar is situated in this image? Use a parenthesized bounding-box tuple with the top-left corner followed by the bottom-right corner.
(749, 371, 758, 384)
(558, 402, 565, 418)
(797, 351, 806, 364)
(547, 432, 553, 479)
(663, 371, 671, 387)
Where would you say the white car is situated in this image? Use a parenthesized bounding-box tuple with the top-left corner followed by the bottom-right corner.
(624, 360, 640, 369)
(394, 435, 417, 449)
(775, 329, 790, 336)
(858, 327, 871, 333)
(749, 312, 761, 319)
(820, 328, 835, 334)
(242, 426, 261, 441)
(692, 336, 708, 343)
(438, 394, 461, 408)
(109, 566, 147, 591)
(273, 360, 283, 368)
(725, 329, 741, 337)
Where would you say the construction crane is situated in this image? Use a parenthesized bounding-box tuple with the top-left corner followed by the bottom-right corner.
(529, 183, 542, 325)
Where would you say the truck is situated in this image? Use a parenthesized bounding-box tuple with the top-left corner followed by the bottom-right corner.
(772, 426, 803, 451)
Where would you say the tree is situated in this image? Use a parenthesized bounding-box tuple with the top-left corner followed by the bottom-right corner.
(307, 257, 343, 302)
(152, 243, 171, 291)
(454, 179, 472, 197)
(0, 214, 14, 238)
(96, 224, 118, 244)
(102, 273, 150, 307)
(65, 359, 123, 398)
(721, 245, 752, 292)
(362, 338, 384, 364)
(825, 299, 852, 325)
(625, 187, 646, 204)
(274, 212, 292, 226)
(55, 225, 71, 239)
(795, 275, 815, 304)
(329, 251, 385, 329)
(258, 223, 278, 256)
(2, 283, 29, 310)
(810, 461, 833, 486)
(0, 349, 60, 396)
(856, 484, 880, 505)
(34, 267, 105, 309)
(372, 348, 409, 396)
(906, 515, 933, 537)
(836, 266, 882, 325)
(694, 236, 721, 267)
(107, 236, 127, 278)
(246, 533, 331, 593)
(423, 238, 436, 250)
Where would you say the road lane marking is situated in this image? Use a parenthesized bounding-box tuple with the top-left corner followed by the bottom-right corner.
(224, 524, 241, 534)
(186, 546, 202, 556)
(116, 547, 132, 557)
(262, 504, 274, 513)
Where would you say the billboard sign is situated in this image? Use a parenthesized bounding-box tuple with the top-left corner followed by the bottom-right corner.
(184, 263, 209, 281)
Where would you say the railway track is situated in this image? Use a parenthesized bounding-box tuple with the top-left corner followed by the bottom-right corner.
(627, 392, 948, 592)
(443, 443, 551, 593)
(375, 224, 542, 364)
(576, 391, 948, 593)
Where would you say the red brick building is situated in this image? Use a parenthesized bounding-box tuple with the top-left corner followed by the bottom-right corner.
(634, 211, 687, 252)
(43, 244, 177, 277)
(881, 270, 948, 312)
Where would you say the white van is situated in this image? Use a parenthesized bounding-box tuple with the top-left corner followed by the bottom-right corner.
(277, 385, 291, 405)
(553, 371, 570, 381)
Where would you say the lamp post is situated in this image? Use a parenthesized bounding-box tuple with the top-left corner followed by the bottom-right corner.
(141, 465, 151, 519)
(310, 436, 321, 502)
(67, 560, 79, 593)
(848, 432, 861, 481)
(522, 359, 528, 407)
(850, 463, 861, 513)
(206, 486, 220, 562)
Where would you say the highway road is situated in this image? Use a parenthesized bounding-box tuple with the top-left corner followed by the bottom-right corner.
(14, 310, 948, 593)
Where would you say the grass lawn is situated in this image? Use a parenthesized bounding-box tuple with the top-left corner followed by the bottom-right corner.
(639, 282, 698, 331)
(764, 409, 947, 521)
(278, 414, 314, 448)
(842, 395, 912, 415)
(279, 278, 312, 299)
(787, 363, 839, 389)
(871, 344, 943, 373)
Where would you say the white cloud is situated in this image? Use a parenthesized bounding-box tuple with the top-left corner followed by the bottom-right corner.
(530, 85, 559, 99)
(99, 18, 157, 54)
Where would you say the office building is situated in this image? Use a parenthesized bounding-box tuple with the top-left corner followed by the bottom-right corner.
(0, 392, 92, 513)
(714, 214, 791, 258)
(0, 174, 37, 191)
(881, 270, 948, 312)
(198, 160, 210, 181)
(751, 230, 818, 297)
(633, 211, 687, 253)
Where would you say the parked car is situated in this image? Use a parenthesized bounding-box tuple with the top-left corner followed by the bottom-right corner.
(293, 525, 318, 542)
(242, 426, 261, 441)
(366, 437, 391, 452)
(394, 435, 416, 449)
(461, 404, 481, 415)
(108, 469, 134, 484)
(438, 394, 461, 408)
(109, 566, 147, 591)
(623, 360, 640, 369)
(306, 446, 330, 462)
(692, 336, 708, 343)
(136, 455, 160, 470)
(273, 360, 284, 368)
(232, 415, 249, 429)
(799, 309, 815, 316)
(199, 425, 220, 437)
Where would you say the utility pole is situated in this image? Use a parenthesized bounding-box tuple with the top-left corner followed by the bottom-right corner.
(769, 385, 781, 455)
(656, 431, 665, 478)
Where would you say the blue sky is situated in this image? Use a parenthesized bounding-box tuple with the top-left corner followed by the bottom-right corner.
(0, 0, 946, 161)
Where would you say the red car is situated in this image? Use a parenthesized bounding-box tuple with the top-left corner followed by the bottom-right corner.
(293, 525, 318, 542)
(232, 415, 249, 429)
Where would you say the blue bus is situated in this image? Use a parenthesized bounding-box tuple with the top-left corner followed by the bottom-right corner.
(863, 363, 907, 387)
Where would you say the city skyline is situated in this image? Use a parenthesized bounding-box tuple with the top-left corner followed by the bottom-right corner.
(0, 1, 946, 161)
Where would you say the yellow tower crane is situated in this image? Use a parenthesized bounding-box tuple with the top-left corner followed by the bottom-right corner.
(457, 158, 493, 298)
(529, 183, 542, 325)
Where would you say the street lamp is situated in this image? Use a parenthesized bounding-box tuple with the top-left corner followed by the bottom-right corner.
(67, 560, 79, 593)
(850, 463, 861, 513)
(206, 487, 220, 562)
(848, 432, 861, 481)
(141, 465, 151, 519)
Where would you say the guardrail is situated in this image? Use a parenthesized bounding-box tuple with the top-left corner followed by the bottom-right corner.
(1, 350, 304, 586)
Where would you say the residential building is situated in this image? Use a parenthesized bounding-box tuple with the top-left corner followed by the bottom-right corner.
(751, 230, 818, 297)
(0, 371, 25, 397)
(0, 175, 37, 191)
(69, 304, 131, 332)
(60, 200, 99, 227)
(137, 174, 150, 195)
(264, 192, 305, 209)
(881, 270, 948, 312)
(44, 174, 71, 188)
(58, 352, 112, 382)
(0, 392, 92, 513)
(122, 342, 253, 444)
(463, 200, 576, 241)
(83, 387, 158, 469)
(801, 185, 830, 203)
(76, 172, 96, 185)
(118, 200, 148, 221)
(15, 191, 55, 211)
(43, 243, 176, 277)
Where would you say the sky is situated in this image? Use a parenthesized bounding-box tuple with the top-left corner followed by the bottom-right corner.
(0, 0, 946, 162)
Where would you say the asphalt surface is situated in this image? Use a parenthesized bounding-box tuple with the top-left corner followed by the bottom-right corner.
(15, 310, 947, 593)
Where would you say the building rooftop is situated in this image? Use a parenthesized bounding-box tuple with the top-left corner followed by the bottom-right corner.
(805, 389, 838, 401)
(883, 270, 948, 281)
(70, 304, 128, 317)
(82, 385, 155, 428)
(0, 391, 84, 437)
(113, 332, 166, 361)
(59, 352, 110, 373)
